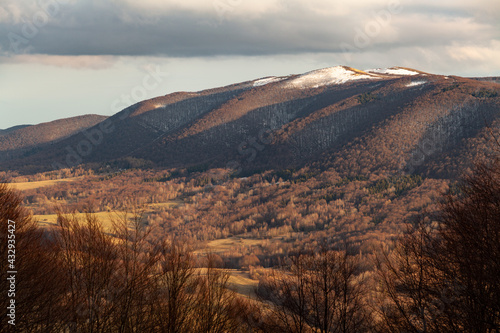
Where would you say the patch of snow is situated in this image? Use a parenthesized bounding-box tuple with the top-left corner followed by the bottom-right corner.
(286, 66, 376, 89)
(253, 76, 286, 87)
(406, 81, 427, 87)
(366, 68, 419, 76)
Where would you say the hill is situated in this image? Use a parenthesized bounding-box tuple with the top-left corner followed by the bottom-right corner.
(1, 66, 499, 178)
(0, 114, 108, 164)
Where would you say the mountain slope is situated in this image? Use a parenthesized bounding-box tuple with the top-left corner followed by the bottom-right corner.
(1, 66, 499, 178)
(0, 114, 107, 162)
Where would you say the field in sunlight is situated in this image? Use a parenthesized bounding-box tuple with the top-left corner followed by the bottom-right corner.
(5, 177, 82, 190)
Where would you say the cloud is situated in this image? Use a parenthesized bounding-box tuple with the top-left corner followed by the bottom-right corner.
(445, 40, 500, 74)
(0, 54, 117, 68)
(0, 0, 498, 74)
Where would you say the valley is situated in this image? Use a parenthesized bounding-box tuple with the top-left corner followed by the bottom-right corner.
(1, 66, 499, 332)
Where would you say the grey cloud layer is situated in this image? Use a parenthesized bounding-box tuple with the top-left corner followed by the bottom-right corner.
(0, 0, 498, 58)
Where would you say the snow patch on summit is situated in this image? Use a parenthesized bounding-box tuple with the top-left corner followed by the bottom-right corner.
(286, 66, 376, 89)
(366, 67, 420, 76)
(253, 77, 286, 87)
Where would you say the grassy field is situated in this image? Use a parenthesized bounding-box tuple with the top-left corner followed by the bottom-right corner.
(194, 238, 273, 298)
(4, 177, 83, 190)
(227, 269, 259, 297)
(196, 237, 268, 254)
(33, 211, 133, 231)
(33, 200, 182, 229)
(194, 268, 259, 297)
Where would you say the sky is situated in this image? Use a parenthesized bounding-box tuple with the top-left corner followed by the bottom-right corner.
(1, 0, 499, 129)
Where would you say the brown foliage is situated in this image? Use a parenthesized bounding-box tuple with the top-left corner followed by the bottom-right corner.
(375, 158, 500, 332)
(0, 184, 65, 332)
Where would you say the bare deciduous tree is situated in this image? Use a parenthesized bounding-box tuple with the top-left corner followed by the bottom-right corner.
(194, 254, 240, 333)
(154, 241, 197, 333)
(1, 184, 64, 332)
(376, 158, 500, 332)
(257, 249, 367, 333)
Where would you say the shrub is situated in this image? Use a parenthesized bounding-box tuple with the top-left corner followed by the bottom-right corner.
(356, 92, 380, 104)
(472, 88, 498, 98)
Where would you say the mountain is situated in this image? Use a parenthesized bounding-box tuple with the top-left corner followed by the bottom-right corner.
(1, 66, 499, 178)
(0, 114, 107, 164)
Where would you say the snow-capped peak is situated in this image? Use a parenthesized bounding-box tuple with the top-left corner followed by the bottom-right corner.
(285, 66, 377, 89)
(365, 67, 420, 76)
(249, 66, 426, 90)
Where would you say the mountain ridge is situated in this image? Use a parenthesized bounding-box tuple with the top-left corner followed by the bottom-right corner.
(0, 124, 32, 135)
(1, 66, 499, 178)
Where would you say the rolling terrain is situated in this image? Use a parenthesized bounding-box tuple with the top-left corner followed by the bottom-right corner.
(1, 66, 498, 179)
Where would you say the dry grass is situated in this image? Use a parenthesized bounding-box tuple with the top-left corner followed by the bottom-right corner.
(33, 211, 132, 231)
(4, 177, 82, 190)
(194, 268, 259, 298)
(195, 237, 267, 254)
(227, 269, 259, 297)
(33, 200, 181, 230)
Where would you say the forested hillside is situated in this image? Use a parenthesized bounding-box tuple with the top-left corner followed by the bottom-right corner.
(1, 67, 499, 179)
